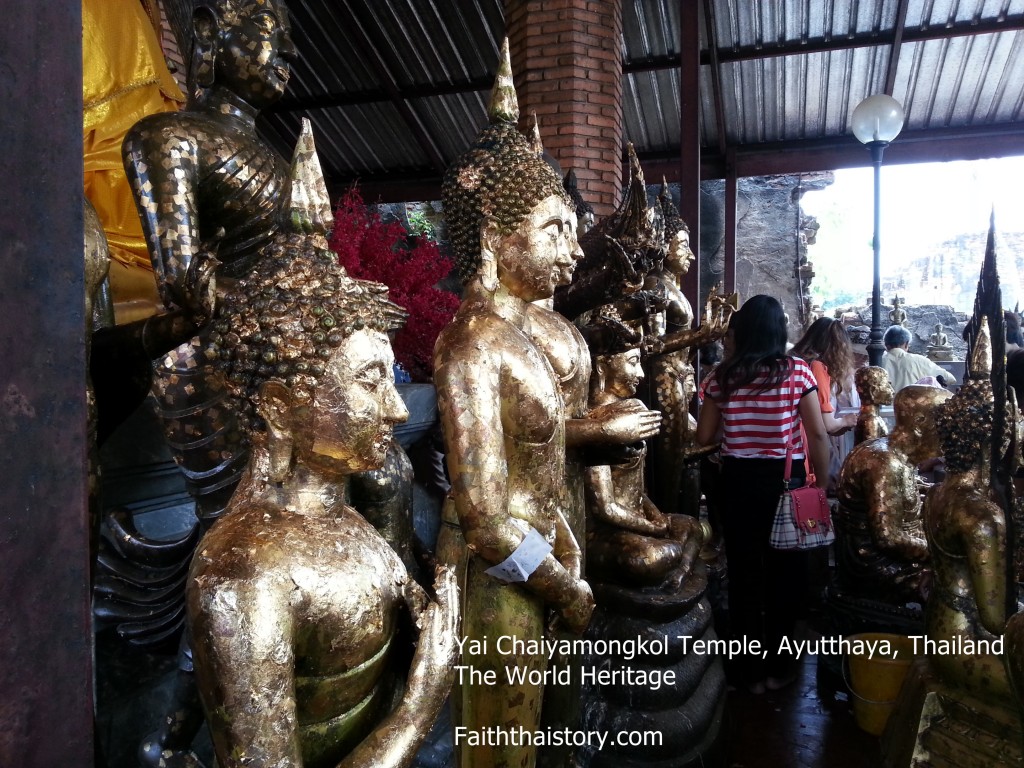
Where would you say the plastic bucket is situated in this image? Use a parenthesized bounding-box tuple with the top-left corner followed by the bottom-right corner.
(845, 633, 916, 736)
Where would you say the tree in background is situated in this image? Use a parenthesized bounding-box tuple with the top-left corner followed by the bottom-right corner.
(330, 187, 459, 381)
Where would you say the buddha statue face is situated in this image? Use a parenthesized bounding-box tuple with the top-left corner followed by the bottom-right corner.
(206, 0, 296, 108)
(857, 366, 894, 406)
(487, 194, 579, 302)
(598, 348, 644, 399)
(665, 226, 695, 276)
(306, 328, 410, 474)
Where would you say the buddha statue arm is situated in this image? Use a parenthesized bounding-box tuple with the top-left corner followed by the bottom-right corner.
(565, 398, 662, 448)
(122, 124, 217, 318)
(647, 287, 733, 357)
(189, 581, 304, 767)
(585, 464, 667, 535)
(337, 570, 458, 768)
(864, 460, 929, 560)
(435, 347, 594, 633)
(962, 504, 1008, 636)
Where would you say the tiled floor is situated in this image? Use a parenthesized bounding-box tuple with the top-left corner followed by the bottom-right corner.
(722, 652, 882, 768)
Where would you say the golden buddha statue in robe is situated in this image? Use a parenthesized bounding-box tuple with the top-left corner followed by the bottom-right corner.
(853, 365, 893, 444)
(434, 39, 595, 768)
(187, 141, 457, 768)
(834, 384, 952, 604)
(83, 0, 185, 322)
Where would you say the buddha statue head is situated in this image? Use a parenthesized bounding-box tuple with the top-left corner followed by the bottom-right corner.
(208, 120, 409, 480)
(658, 179, 694, 278)
(855, 365, 895, 407)
(191, 0, 297, 109)
(892, 384, 953, 462)
(442, 39, 577, 297)
(563, 169, 596, 236)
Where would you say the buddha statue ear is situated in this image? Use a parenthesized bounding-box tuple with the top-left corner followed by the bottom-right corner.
(478, 218, 501, 293)
(258, 380, 295, 483)
(190, 6, 219, 93)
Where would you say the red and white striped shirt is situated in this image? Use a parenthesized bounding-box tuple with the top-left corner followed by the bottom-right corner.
(704, 357, 818, 459)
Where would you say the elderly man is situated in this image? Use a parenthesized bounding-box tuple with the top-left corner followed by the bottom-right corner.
(883, 325, 959, 391)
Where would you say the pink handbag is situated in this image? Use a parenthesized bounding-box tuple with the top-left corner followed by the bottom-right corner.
(768, 363, 835, 551)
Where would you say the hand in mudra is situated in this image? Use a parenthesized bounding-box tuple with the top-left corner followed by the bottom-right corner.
(588, 397, 662, 443)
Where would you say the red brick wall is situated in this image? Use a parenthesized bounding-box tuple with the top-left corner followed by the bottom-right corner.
(506, 0, 623, 217)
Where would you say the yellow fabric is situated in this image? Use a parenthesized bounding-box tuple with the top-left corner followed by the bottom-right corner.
(83, 0, 184, 312)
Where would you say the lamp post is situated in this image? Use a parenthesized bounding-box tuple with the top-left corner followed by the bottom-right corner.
(852, 94, 905, 367)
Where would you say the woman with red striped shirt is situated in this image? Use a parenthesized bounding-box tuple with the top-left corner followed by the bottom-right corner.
(696, 295, 830, 693)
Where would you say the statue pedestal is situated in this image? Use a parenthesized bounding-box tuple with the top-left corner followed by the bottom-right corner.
(577, 562, 727, 767)
(881, 660, 1023, 768)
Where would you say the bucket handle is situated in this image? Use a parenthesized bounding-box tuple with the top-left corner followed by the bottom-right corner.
(841, 655, 899, 706)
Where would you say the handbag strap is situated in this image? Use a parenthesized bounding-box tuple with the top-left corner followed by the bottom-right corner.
(782, 358, 796, 484)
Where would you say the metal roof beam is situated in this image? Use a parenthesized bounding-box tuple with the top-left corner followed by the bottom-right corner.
(885, 0, 911, 95)
(638, 123, 1024, 181)
(624, 14, 1024, 72)
(268, 76, 493, 113)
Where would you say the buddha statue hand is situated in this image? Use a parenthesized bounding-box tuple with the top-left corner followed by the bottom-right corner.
(403, 566, 459, 722)
(181, 245, 219, 323)
(700, 285, 735, 342)
(553, 576, 595, 635)
(587, 397, 662, 443)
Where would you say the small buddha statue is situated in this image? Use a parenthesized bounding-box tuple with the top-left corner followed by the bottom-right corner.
(889, 295, 908, 327)
(187, 151, 456, 768)
(434, 38, 595, 768)
(834, 384, 952, 604)
(584, 318, 704, 589)
(923, 317, 1012, 703)
(642, 179, 732, 516)
(853, 365, 893, 444)
(927, 322, 954, 361)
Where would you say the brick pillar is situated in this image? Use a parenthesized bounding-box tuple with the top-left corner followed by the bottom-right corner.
(506, 0, 624, 217)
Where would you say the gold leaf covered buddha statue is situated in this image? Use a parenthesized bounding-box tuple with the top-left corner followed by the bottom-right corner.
(434, 38, 595, 768)
(186, 137, 457, 768)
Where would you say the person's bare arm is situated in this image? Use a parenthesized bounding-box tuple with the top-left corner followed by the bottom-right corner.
(798, 393, 831, 490)
(696, 397, 722, 448)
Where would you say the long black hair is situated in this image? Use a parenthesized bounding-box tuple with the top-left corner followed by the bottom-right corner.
(714, 294, 790, 399)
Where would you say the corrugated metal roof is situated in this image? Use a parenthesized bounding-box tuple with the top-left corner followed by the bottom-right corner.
(250, 0, 1024, 201)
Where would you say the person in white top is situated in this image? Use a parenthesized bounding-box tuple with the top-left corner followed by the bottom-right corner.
(882, 325, 959, 391)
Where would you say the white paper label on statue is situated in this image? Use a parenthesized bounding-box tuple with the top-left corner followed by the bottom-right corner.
(485, 528, 552, 583)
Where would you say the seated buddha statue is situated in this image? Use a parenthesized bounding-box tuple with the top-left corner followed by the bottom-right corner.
(434, 40, 595, 768)
(643, 179, 732, 516)
(187, 148, 456, 768)
(853, 365, 893, 444)
(927, 322, 954, 361)
(923, 318, 1012, 703)
(834, 384, 951, 604)
(583, 315, 705, 590)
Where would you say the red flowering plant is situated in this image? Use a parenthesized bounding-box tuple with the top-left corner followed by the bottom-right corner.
(329, 186, 459, 381)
